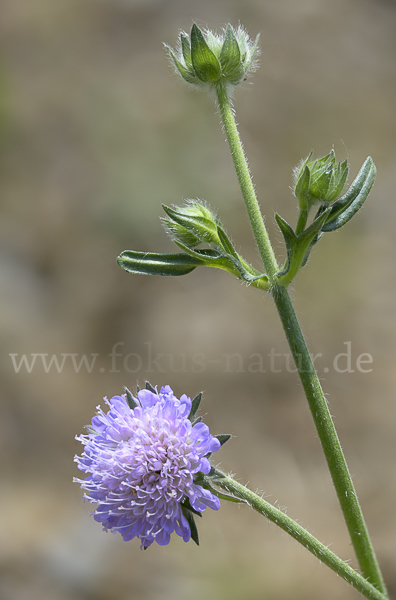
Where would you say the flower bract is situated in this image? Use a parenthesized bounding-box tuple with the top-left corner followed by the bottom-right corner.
(74, 385, 221, 548)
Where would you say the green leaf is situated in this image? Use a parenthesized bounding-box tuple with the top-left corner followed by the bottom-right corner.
(275, 208, 331, 286)
(321, 157, 376, 232)
(117, 251, 204, 277)
(190, 24, 221, 82)
(216, 225, 238, 258)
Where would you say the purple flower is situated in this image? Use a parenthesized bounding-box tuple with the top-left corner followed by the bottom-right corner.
(74, 385, 221, 548)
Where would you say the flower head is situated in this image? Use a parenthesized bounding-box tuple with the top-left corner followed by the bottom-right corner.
(74, 385, 222, 548)
(165, 24, 260, 88)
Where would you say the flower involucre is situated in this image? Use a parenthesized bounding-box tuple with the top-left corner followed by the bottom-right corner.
(165, 24, 260, 88)
(74, 385, 221, 548)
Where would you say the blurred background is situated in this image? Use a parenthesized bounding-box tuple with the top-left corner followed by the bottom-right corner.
(1, 0, 395, 599)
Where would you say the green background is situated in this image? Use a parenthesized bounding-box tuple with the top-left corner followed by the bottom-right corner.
(1, 0, 395, 599)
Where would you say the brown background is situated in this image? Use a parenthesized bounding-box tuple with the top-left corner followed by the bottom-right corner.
(1, 0, 395, 599)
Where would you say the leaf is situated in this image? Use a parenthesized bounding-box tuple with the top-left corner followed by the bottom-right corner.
(216, 225, 238, 258)
(275, 208, 331, 286)
(321, 157, 376, 232)
(117, 251, 204, 277)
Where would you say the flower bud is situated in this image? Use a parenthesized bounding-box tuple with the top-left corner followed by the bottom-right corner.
(165, 24, 260, 88)
(293, 150, 349, 210)
(162, 199, 222, 247)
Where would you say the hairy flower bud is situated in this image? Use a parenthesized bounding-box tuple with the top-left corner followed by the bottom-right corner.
(162, 199, 222, 248)
(165, 24, 260, 88)
(293, 150, 349, 210)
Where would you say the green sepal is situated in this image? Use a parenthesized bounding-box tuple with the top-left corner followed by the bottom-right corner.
(188, 392, 202, 422)
(125, 387, 139, 410)
(145, 381, 156, 394)
(117, 250, 204, 277)
(219, 25, 242, 83)
(181, 497, 203, 518)
(205, 433, 231, 459)
(168, 49, 198, 85)
(180, 33, 193, 70)
(215, 434, 231, 447)
(181, 504, 200, 546)
(321, 157, 376, 232)
(244, 33, 260, 73)
(190, 24, 221, 83)
(294, 164, 311, 211)
(276, 207, 331, 286)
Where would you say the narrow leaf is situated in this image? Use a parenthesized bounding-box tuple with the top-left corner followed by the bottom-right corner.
(216, 225, 238, 257)
(117, 251, 203, 277)
(322, 157, 376, 232)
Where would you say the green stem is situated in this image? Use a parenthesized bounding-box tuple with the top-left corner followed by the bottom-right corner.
(215, 82, 387, 596)
(212, 473, 387, 600)
(215, 84, 279, 280)
(273, 286, 387, 596)
(295, 207, 308, 235)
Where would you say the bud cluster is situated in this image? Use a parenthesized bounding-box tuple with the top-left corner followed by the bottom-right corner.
(165, 24, 260, 88)
(293, 150, 349, 210)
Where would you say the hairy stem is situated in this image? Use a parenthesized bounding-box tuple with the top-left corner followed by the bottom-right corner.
(215, 84, 279, 279)
(213, 473, 387, 600)
(215, 82, 387, 596)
